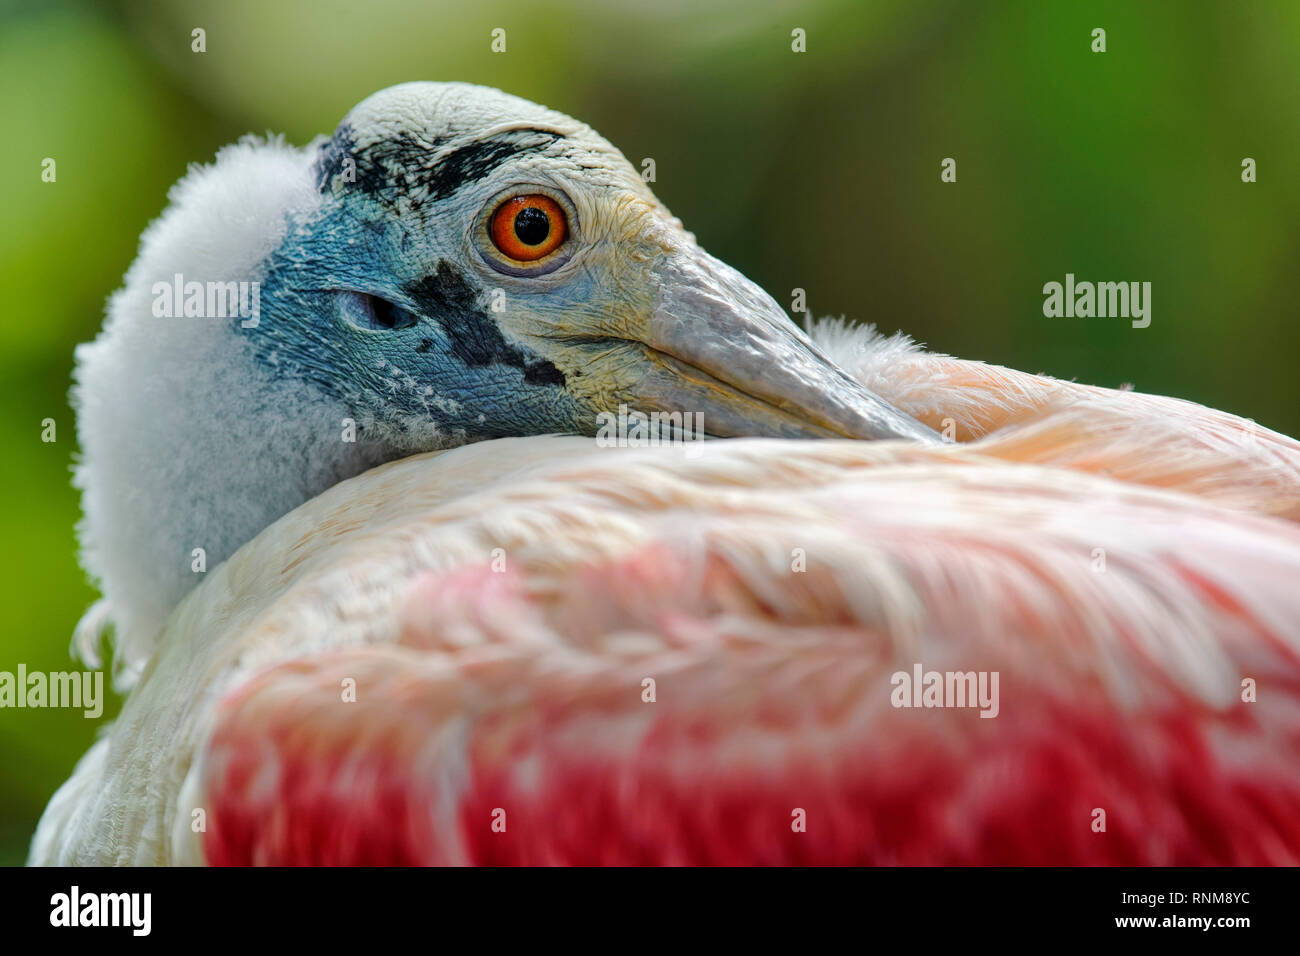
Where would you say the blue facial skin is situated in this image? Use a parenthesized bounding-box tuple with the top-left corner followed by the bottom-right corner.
(231, 114, 941, 452)
(241, 146, 593, 449)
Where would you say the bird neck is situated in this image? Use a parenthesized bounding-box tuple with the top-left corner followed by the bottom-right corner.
(69, 135, 395, 676)
(73, 314, 392, 675)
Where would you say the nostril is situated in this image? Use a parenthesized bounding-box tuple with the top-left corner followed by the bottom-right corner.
(339, 291, 419, 332)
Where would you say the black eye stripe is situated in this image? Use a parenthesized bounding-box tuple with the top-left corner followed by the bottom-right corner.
(406, 261, 567, 387)
(318, 126, 564, 203)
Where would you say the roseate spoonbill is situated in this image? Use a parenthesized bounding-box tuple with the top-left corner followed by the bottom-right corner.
(30, 83, 1300, 865)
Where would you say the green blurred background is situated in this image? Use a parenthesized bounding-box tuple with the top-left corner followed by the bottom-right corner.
(2, 0, 1297, 864)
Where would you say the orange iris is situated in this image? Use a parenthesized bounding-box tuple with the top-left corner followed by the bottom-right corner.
(489, 195, 567, 262)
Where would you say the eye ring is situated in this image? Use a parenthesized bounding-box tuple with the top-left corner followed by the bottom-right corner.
(490, 194, 567, 262)
(476, 187, 578, 277)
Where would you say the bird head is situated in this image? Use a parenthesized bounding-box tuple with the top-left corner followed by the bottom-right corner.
(265, 82, 934, 445)
(74, 81, 935, 673)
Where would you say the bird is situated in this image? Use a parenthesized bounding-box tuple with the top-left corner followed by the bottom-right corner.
(30, 82, 1300, 865)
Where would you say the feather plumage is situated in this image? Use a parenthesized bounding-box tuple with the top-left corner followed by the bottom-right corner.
(31, 323, 1300, 864)
(33, 82, 1300, 866)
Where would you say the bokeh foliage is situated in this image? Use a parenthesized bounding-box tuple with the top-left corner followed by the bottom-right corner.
(1, 0, 1297, 864)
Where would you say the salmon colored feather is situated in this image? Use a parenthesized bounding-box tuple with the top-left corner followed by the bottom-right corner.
(179, 345, 1300, 865)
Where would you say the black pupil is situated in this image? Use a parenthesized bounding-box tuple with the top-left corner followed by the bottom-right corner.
(514, 206, 551, 246)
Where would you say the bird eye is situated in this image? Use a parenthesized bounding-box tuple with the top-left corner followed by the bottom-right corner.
(339, 291, 418, 332)
(489, 195, 568, 262)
